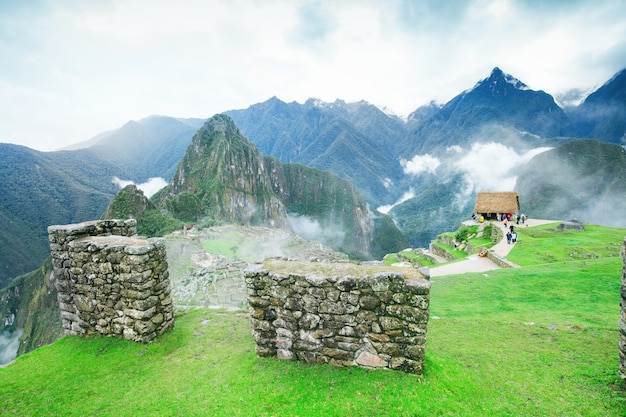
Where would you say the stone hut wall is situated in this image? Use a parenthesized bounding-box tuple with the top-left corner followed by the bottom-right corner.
(48, 219, 174, 343)
(618, 238, 626, 380)
(245, 269, 430, 374)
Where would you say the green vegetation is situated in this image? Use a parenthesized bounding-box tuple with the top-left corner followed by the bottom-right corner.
(0, 259, 62, 357)
(396, 250, 435, 267)
(431, 242, 468, 260)
(507, 223, 623, 266)
(3, 224, 624, 415)
(136, 209, 184, 237)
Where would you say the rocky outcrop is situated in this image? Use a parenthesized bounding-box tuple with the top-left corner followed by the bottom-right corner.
(245, 260, 430, 374)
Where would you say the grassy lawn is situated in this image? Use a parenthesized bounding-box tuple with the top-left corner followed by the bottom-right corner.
(1, 225, 626, 416)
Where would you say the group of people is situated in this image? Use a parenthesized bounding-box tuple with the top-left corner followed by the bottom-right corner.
(505, 226, 518, 245)
(501, 212, 527, 225)
(502, 212, 526, 244)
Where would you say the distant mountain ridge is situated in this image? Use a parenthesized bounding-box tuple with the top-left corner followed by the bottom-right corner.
(569, 68, 626, 143)
(226, 98, 407, 206)
(1, 65, 626, 286)
(403, 67, 573, 156)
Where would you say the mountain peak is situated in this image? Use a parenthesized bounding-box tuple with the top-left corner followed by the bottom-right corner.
(473, 67, 529, 92)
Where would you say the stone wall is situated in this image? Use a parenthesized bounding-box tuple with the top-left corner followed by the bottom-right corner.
(245, 260, 430, 374)
(48, 219, 174, 343)
(618, 238, 626, 380)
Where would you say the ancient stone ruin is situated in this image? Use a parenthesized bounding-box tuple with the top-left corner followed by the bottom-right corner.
(245, 259, 430, 374)
(557, 219, 585, 231)
(618, 238, 626, 380)
(48, 219, 174, 343)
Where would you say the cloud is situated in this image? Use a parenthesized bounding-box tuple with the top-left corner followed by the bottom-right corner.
(287, 214, 345, 247)
(112, 176, 168, 198)
(377, 189, 415, 214)
(400, 154, 441, 175)
(452, 142, 551, 193)
(1, 1, 626, 151)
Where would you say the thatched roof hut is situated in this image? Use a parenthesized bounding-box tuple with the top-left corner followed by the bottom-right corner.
(474, 191, 520, 219)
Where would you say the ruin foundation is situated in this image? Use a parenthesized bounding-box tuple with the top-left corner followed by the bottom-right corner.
(618, 238, 626, 380)
(48, 219, 174, 343)
(245, 260, 430, 374)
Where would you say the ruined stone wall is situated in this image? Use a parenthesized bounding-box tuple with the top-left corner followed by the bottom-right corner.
(48, 219, 174, 343)
(618, 238, 626, 380)
(245, 266, 430, 374)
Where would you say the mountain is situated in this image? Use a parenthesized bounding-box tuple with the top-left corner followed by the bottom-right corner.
(69, 116, 206, 182)
(155, 114, 289, 228)
(155, 114, 409, 259)
(226, 98, 407, 206)
(569, 68, 626, 144)
(101, 184, 183, 237)
(402, 67, 573, 155)
(2, 66, 626, 286)
(0, 144, 116, 287)
(0, 258, 62, 363)
(406, 101, 442, 129)
(0, 116, 204, 289)
(514, 139, 626, 224)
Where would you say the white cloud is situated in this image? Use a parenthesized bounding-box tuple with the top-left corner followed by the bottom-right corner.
(452, 142, 551, 195)
(400, 154, 441, 175)
(1, 1, 625, 151)
(377, 189, 415, 214)
(112, 176, 168, 198)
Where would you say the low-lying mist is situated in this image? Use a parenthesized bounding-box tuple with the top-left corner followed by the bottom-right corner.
(287, 214, 346, 249)
(0, 328, 23, 366)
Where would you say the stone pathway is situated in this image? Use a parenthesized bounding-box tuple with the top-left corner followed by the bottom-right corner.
(429, 218, 559, 277)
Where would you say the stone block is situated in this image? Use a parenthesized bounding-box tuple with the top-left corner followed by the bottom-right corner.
(356, 351, 387, 368)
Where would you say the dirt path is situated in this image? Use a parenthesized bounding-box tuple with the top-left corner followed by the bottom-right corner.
(429, 218, 559, 277)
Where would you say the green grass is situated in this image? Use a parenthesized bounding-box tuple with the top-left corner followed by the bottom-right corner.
(396, 250, 435, 267)
(508, 223, 624, 266)
(467, 236, 493, 251)
(2, 225, 626, 416)
(432, 242, 469, 260)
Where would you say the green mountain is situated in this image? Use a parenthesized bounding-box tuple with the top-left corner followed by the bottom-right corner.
(0, 116, 203, 289)
(0, 144, 116, 287)
(226, 98, 406, 206)
(0, 258, 61, 362)
(155, 114, 408, 259)
(515, 139, 626, 223)
(100, 184, 183, 237)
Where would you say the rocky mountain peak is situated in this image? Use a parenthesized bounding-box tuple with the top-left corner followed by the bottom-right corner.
(472, 66, 530, 95)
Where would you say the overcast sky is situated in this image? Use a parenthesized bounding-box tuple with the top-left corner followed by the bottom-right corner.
(1, 0, 625, 151)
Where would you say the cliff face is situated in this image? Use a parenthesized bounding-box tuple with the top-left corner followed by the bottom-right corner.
(0, 259, 62, 364)
(160, 114, 288, 228)
(157, 114, 407, 259)
(264, 156, 375, 258)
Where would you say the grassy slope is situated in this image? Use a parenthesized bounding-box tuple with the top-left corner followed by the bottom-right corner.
(1, 225, 625, 416)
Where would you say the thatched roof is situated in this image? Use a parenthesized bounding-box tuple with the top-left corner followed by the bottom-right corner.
(474, 191, 519, 214)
